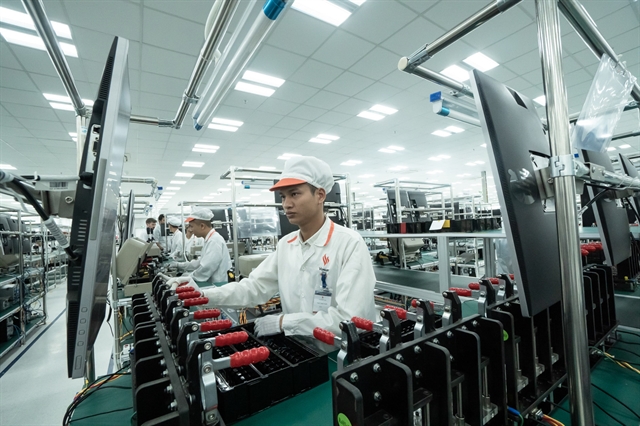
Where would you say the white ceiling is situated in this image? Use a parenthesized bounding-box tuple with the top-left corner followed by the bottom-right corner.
(0, 0, 638, 212)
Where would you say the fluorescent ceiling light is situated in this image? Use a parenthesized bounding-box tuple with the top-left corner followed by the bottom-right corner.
(192, 144, 219, 153)
(0, 164, 16, 170)
(175, 172, 194, 177)
(533, 95, 546, 106)
(348, 0, 366, 4)
(291, 0, 351, 26)
(358, 174, 374, 178)
(441, 65, 469, 82)
(619, 144, 631, 149)
(0, 7, 72, 39)
(170, 180, 186, 184)
(0, 28, 77, 56)
(463, 52, 499, 72)
(212, 117, 244, 127)
(309, 137, 332, 144)
(182, 161, 204, 168)
(49, 102, 75, 111)
(357, 111, 385, 121)
(388, 145, 404, 151)
(444, 125, 464, 133)
(208, 123, 238, 132)
(165, 187, 180, 191)
(606, 147, 616, 151)
(341, 160, 362, 166)
(432, 130, 452, 137)
(378, 148, 395, 153)
(481, 143, 487, 148)
(428, 154, 450, 161)
(277, 153, 301, 160)
(44, 93, 94, 106)
(317, 134, 339, 141)
(234, 81, 275, 97)
(242, 70, 284, 88)
(370, 104, 397, 115)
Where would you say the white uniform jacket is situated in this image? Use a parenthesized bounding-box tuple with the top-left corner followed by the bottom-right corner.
(153, 224, 167, 249)
(169, 230, 184, 259)
(181, 229, 232, 284)
(204, 217, 376, 336)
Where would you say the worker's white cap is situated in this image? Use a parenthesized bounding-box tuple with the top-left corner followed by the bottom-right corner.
(270, 156, 334, 193)
(167, 217, 181, 227)
(185, 208, 213, 222)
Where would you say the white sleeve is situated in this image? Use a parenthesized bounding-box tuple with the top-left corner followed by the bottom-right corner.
(202, 250, 279, 308)
(170, 233, 183, 258)
(282, 237, 376, 336)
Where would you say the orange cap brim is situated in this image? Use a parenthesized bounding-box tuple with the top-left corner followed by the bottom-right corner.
(185, 217, 196, 222)
(269, 178, 307, 192)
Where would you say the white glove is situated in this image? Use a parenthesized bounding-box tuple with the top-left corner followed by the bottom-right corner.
(254, 315, 283, 337)
(167, 276, 193, 291)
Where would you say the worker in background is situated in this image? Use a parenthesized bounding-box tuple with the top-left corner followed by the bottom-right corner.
(172, 156, 376, 337)
(184, 223, 204, 258)
(145, 218, 157, 243)
(167, 217, 184, 260)
(167, 209, 232, 285)
(153, 214, 167, 251)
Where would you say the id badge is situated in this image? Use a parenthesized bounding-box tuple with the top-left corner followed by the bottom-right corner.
(313, 289, 332, 313)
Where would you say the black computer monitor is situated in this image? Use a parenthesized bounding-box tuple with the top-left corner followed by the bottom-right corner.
(471, 69, 561, 317)
(619, 153, 640, 220)
(581, 149, 632, 266)
(121, 190, 135, 246)
(67, 37, 131, 379)
(386, 189, 411, 222)
(210, 208, 229, 241)
(0, 214, 12, 255)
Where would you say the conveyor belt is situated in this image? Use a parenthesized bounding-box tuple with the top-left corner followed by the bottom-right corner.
(374, 266, 440, 291)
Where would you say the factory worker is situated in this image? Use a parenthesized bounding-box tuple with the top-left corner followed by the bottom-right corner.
(153, 214, 167, 251)
(172, 156, 376, 337)
(167, 208, 232, 285)
(167, 217, 184, 260)
(145, 218, 157, 243)
(183, 224, 204, 258)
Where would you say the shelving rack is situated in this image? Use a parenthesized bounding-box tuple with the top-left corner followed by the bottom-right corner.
(374, 179, 455, 222)
(0, 207, 48, 360)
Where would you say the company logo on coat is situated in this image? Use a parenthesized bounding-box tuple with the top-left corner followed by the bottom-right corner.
(322, 254, 330, 266)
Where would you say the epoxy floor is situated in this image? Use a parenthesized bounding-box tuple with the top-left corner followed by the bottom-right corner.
(0, 284, 115, 426)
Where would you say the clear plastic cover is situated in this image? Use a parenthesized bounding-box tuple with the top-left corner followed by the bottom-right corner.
(571, 54, 637, 153)
(235, 206, 280, 238)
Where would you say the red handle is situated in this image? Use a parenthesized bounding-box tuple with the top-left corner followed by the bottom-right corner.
(580, 249, 589, 256)
(175, 286, 194, 294)
(449, 287, 472, 297)
(383, 305, 407, 320)
(351, 317, 373, 331)
(194, 309, 221, 320)
(230, 347, 270, 368)
(468, 282, 480, 290)
(178, 291, 201, 300)
(509, 274, 514, 280)
(183, 297, 209, 307)
(215, 331, 248, 347)
(200, 319, 232, 332)
(489, 278, 499, 284)
(313, 327, 335, 345)
(411, 299, 417, 308)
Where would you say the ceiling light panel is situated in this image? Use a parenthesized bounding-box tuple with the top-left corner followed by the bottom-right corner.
(533, 95, 546, 106)
(208, 123, 239, 132)
(242, 70, 284, 88)
(234, 81, 275, 97)
(378, 148, 395, 153)
(317, 134, 339, 140)
(618, 144, 631, 149)
(441, 65, 469, 82)
(341, 160, 362, 166)
(211, 117, 244, 127)
(0, 28, 77, 56)
(170, 180, 186, 184)
(444, 126, 464, 133)
(175, 172, 194, 177)
(192, 144, 219, 153)
(0, 164, 16, 170)
(432, 130, 451, 137)
(291, 0, 352, 26)
(370, 104, 398, 115)
(309, 137, 332, 144)
(462, 52, 499, 72)
(357, 111, 385, 121)
(182, 161, 204, 168)
(0, 7, 72, 39)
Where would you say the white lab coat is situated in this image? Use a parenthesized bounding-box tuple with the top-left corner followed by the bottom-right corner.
(153, 224, 168, 249)
(181, 229, 232, 284)
(169, 230, 183, 259)
(204, 217, 376, 336)
(184, 235, 204, 258)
